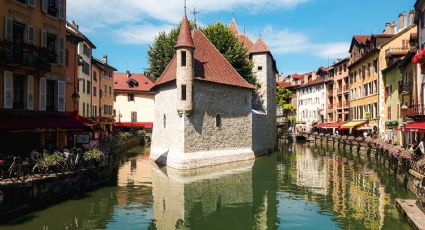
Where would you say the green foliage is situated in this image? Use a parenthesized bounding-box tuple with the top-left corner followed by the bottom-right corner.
(39, 154, 65, 168)
(147, 28, 180, 80)
(83, 149, 105, 161)
(147, 22, 256, 85)
(201, 23, 255, 85)
(276, 86, 295, 115)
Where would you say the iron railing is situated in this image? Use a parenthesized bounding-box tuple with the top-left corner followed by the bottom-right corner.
(0, 40, 56, 71)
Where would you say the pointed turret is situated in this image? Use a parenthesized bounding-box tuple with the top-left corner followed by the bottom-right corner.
(176, 16, 194, 48)
(249, 37, 270, 54)
(229, 17, 240, 35)
(176, 16, 194, 116)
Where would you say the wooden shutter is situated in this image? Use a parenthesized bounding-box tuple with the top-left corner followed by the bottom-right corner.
(27, 0, 35, 8)
(41, 0, 47, 14)
(27, 75, 34, 110)
(5, 16, 13, 41)
(55, 36, 59, 64)
(39, 78, 46, 111)
(58, 36, 65, 65)
(3, 71, 13, 109)
(27, 25, 35, 45)
(57, 80, 65, 112)
(41, 29, 46, 48)
(58, 0, 65, 20)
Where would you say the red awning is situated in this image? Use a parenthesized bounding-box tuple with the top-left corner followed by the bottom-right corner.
(114, 122, 153, 129)
(0, 116, 88, 131)
(318, 122, 347, 129)
(405, 122, 425, 133)
(70, 112, 96, 125)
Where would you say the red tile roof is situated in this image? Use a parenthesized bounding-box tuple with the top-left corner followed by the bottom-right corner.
(250, 38, 270, 54)
(277, 81, 291, 88)
(354, 35, 370, 44)
(229, 18, 240, 34)
(291, 74, 305, 79)
(176, 16, 194, 48)
(238, 34, 254, 50)
(155, 30, 253, 89)
(114, 73, 154, 92)
(297, 77, 328, 89)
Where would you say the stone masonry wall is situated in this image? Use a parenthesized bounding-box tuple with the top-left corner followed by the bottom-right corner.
(184, 81, 253, 153)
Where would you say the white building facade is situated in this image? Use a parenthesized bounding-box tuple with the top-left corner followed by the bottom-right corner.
(297, 79, 328, 132)
(113, 73, 155, 128)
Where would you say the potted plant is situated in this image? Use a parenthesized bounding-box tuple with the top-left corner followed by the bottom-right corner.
(83, 148, 105, 169)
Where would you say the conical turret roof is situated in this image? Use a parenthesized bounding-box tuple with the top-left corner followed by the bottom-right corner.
(249, 37, 270, 54)
(176, 16, 194, 48)
(229, 17, 240, 34)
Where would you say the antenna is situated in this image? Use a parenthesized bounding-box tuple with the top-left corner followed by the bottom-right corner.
(192, 7, 200, 28)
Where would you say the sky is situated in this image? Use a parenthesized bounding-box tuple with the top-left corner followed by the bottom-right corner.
(67, 0, 416, 76)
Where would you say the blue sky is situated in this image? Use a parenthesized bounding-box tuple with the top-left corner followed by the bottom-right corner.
(68, 0, 415, 76)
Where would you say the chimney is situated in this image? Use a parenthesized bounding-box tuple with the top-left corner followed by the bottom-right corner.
(103, 55, 108, 64)
(409, 10, 415, 26)
(72, 20, 79, 30)
(390, 21, 396, 34)
(383, 22, 392, 34)
(126, 70, 131, 78)
(398, 12, 407, 31)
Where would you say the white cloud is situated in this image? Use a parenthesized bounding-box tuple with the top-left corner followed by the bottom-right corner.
(114, 24, 175, 45)
(260, 26, 350, 59)
(67, 0, 309, 32)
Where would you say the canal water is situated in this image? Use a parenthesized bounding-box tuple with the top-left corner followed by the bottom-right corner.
(0, 144, 415, 230)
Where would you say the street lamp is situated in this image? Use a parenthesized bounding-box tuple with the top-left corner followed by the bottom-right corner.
(71, 91, 80, 112)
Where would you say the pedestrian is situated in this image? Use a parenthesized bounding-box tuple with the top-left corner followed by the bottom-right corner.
(415, 137, 425, 158)
(363, 130, 368, 138)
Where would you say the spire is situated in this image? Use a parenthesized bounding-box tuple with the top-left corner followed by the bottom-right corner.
(229, 17, 240, 35)
(176, 16, 194, 48)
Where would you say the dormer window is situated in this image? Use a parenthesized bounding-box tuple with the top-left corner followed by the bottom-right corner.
(128, 79, 139, 88)
(181, 51, 187, 67)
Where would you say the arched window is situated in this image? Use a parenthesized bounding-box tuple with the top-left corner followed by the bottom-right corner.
(215, 114, 222, 128)
(163, 114, 166, 128)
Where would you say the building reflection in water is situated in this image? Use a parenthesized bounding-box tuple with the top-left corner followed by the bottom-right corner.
(150, 157, 278, 230)
(286, 143, 389, 230)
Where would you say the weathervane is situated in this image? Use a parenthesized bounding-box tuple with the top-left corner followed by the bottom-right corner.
(192, 7, 200, 28)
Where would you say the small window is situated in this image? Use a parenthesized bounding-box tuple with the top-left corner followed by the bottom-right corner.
(216, 114, 222, 128)
(181, 51, 187, 67)
(181, 85, 187, 101)
(131, 112, 137, 123)
(163, 114, 166, 128)
(258, 66, 263, 71)
(128, 94, 135, 102)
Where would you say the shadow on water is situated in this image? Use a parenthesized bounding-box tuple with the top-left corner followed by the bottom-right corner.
(0, 143, 415, 230)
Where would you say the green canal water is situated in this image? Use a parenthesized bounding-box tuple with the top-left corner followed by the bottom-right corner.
(0, 144, 415, 230)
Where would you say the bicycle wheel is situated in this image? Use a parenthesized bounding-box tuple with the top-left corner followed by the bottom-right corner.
(9, 168, 18, 183)
(20, 165, 30, 182)
(32, 165, 45, 178)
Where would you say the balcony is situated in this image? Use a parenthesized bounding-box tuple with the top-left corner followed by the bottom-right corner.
(337, 88, 343, 95)
(399, 81, 413, 95)
(0, 40, 56, 71)
(385, 48, 409, 58)
(407, 104, 425, 116)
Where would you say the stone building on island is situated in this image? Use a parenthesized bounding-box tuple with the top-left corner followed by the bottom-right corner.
(150, 15, 277, 169)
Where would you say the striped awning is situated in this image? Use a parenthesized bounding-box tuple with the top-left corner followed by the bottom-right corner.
(340, 121, 368, 129)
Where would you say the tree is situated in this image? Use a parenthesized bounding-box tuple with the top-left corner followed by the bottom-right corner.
(147, 22, 256, 85)
(276, 86, 295, 116)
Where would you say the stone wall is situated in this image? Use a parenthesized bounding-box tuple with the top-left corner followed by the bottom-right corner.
(0, 167, 112, 220)
(185, 81, 253, 153)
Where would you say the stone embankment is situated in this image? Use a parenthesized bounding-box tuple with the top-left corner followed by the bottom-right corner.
(0, 135, 144, 221)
